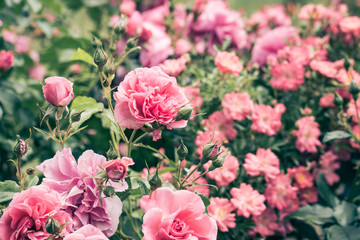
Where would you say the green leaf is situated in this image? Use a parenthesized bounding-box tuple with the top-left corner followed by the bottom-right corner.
(82, 0, 107, 7)
(26, 0, 42, 12)
(333, 201, 358, 226)
(70, 48, 96, 66)
(36, 20, 53, 38)
(0, 180, 20, 202)
(24, 174, 39, 189)
(325, 225, 360, 240)
(323, 130, 351, 143)
(317, 173, 339, 208)
(197, 193, 210, 209)
(84, 170, 107, 179)
(289, 204, 335, 225)
(109, 233, 121, 240)
(136, 179, 150, 196)
(70, 96, 104, 129)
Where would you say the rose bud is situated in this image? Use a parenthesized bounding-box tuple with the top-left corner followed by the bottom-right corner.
(42, 77, 74, 107)
(102, 157, 134, 181)
(45, 217, 60, 235)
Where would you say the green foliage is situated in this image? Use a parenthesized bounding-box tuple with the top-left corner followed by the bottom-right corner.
(0, 180, 20, 202)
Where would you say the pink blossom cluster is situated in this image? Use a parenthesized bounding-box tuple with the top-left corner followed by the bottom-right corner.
(293, 116, 322, 153)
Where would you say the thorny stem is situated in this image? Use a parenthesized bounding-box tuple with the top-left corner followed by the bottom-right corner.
(180, 162, 201, 188)
(127, 129, 137, 157)
(55, 119, 64, 149)
(46, 121, 56, 139)
(17, 156, 24, 191)
(182, 169, 210, 188)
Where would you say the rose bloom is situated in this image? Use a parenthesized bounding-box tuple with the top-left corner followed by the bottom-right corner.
(28, 64, 46, 81)
(207, 197, 236, 232)
(251, 208, 279, 238)
(243, 148, 280, 180)
(0, 50, 14, 71)
(159, 55, 188, 77)
(103, 157, 134, 181)
(287, 166, 314, 189)
(319, 151, 340, 186)
(251, 103, 286, 136)
(204, 111, 238, 139)
(230, 183, 266, 218)
(120, 0, 136, 16)
(339, 16, 360, 36)
(175, 38, 192, 56)
(42, 76, 74, 106)
(63, 225, 109, 240)
(113, 67, 188, 136)
(309, 59, 344, 78)
(222, 92, 253, 121)
(269, 60, 305, 91)
(293, 116, 321, 153)
(140, 187, 217, 240)
(0, 185, 72, 240)
(299, 187, 318, 205)
(346, 98, 360, 123)
(37, 148, 125, 236)
(214, 51, 243, 76)
(14, 35, 31, 53)
(319, 93, 335, 107)
(204, 153, 239, 187)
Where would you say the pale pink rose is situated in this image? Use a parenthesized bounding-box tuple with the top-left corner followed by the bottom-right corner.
(251, 208, 279, 238)
(42, 76, 74, 106)
(204, 111, 238, 139)
(126, 11, 143, 35)
(251, 27, 299, 66)
(63, 225, 109, 240)
(310, 59, 344, 78)
(222, 92, 253, 121)
(339, 16, 360, 35)
(0, 50, 14, 71)
(269, 60, 305, 91)
(14, 35, 31, 53)
(183, 84, 203, 115)
(120, 0, 136, 16)
(185, 165, 210, 197)
(204, 153, 239, 187)
(140, 187, 217, 240)
(142, 3, 169, 25)
(173, 3, 187, 35)
(265, 174, 299, 212)
(350, 125, 360, 149)
(293, 116, 321, 153)
(336, 68, 360, 86)
(287, 166, 314, 189)
(319, 93, 335, 107)
(113, 67, 188, 133)
(347, 98, 360, 123)
(159, 55, 187, 77)
(298, 4, 329, 21)
(214, 51, 243, 76)
(207, 197, 236, 232)
(29, 50, 40, 63)
(230, 183, 266, 218)
(103, 157, 134, 181)
(251, 103, 286, 136)
(175, 38, 192, 56)
(0, 185, 72, 240)
(28, 64, 46, 81)
(195, 130, 227, 159)
(70, 64, 82, 74)
(243, 148, 280, 180)
(109, 15, 122, 28)
(37, 148, 125, 236)
(2, 29, 17, 44)
(319, 151, 340, 186)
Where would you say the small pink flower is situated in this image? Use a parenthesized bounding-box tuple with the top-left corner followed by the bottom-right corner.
(70, 64, 82, 74)
(14, 35, 31, 53)
(140, 187, 218, 240)
(28, 64, 46, 81)
(204, 111, 238, 139)
(299, 187, 318, 205)
(183, 84, 203, 115)
(204, 153, 239, 187)
(159, 55, 187, 77)
(120, 0, 136, 16)
(310, 59, 344, 78)
(293, 116, 321, 153)
(222, 92, 253, 121)
(2, 29, 17, 44)
(319, 151, 340, 186)
(269, 60, 305, 91)
(215, 51, 243, 76)
(251, 208, 279, 238)
(251, 103, 286, 136)
(339, 16, 360, 35)
(63, 225, 109, 240)
(287, 166, 314, 189)
(0, 50, 14, 71)
(109, 15, 122, 28)
(0, 185, 72, 240)
(207, 197, 236, 232)
(103, 157, 134, 181)
(243, 148, 280, 180)
(113, 67, 188, 133)
(175, 38, 192, 56)
(230, 183, 266, 218)
(347, 98, 360, 123)
(319, 93, 335, 107)
(42, 76, 74, 106)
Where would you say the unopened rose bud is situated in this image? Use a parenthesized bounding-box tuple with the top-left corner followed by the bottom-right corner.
(344, 58, 351, 72)
(107, 62, 116, 76)
(208, 155, 225, 171)
(201, 142, 218, 164)
(176, 105, 193, 121)
(125, 37, 138, 51)
(149, 168, 162, 191)
(14, 138, 27, 158)
(106, 143, 118, 160)
(334, 93, 343, 111)
(45, 217, 60, 235)
(93, 47, 108, 70)
(176, 140, 188, 160)
(349, 80, 360, 100)
(26, 167, 35, 175)
(141, 123, 153, 132)
(114, 17, 126, 34)
(103, 186, 115, 197)
(43, 77, 74, 107)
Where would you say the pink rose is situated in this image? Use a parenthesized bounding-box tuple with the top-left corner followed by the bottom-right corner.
(214, 51, 243, 76)
(103, 157, 134, 181)
(140, 187, 217, 240)
(63, 225, 109, 240)
(0, 185, 72, 240)
(0, 50, 14, 71)
(14, 35, 31, 53)
(28, 64, 46, 81)
(113, 67, 188, 131)
(42, 76, 74, 106)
